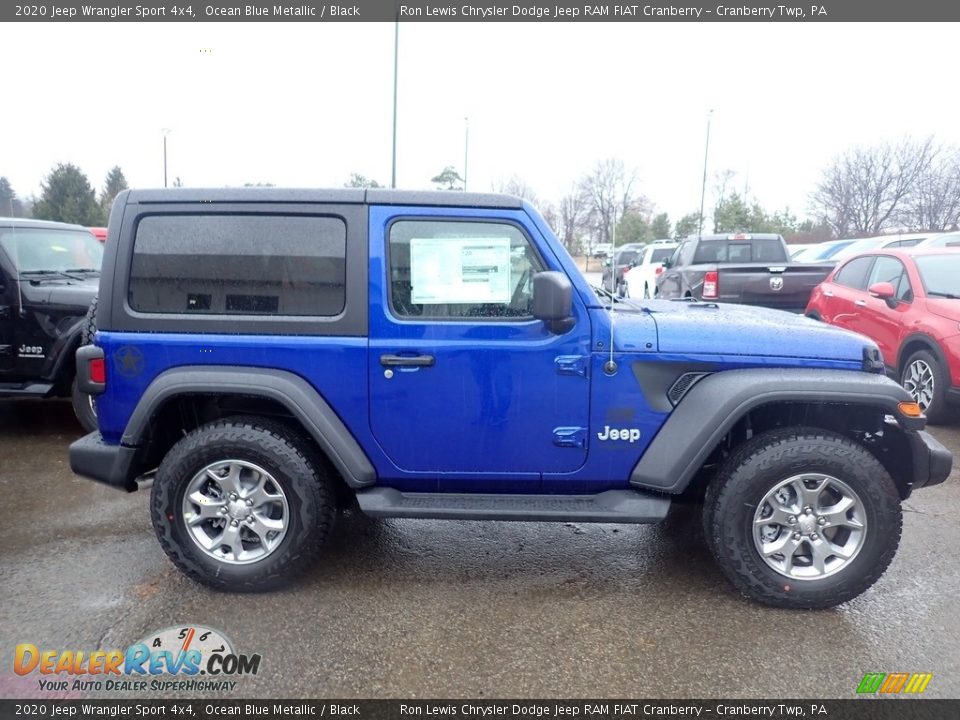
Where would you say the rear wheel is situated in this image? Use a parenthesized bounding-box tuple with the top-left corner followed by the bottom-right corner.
(901, 349, 954, 424)
(151, 418, 335, 590)
(704, 428, 901, 609)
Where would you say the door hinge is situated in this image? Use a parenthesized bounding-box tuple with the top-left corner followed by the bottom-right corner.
(553, 427, 587, 448)
(555, 355, 588, 378)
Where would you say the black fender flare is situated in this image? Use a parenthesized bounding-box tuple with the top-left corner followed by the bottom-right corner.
(630, 368, 921, 494)
(123, 366, 376, 488)
(897, 333, 949, 377)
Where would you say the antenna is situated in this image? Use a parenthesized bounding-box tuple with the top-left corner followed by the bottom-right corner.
(604, 217, 617, 375)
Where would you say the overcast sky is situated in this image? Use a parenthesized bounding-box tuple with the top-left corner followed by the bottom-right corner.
(4, 21, 960, 223)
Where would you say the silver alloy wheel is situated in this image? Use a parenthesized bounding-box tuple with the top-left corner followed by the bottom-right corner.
(753, 473, 867, 580)
(903, 359, 935, 411)
(181, 459, 289, 565)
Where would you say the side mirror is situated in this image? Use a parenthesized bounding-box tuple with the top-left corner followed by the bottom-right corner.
(603, 258, 612, 268)
(532, 271, 574, 334)
(662, 258, 672, 269)
(868, 281, 897, 308)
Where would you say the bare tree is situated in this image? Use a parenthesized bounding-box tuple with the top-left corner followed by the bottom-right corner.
(810, 137, 938, 236)
(557, 190, 589, 255)
(578, 158, 645, 246)
(905, 147, 960, 231)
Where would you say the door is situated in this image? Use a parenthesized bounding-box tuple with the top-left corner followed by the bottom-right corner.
(659, 241, 691, 298)
(0, 245, 16, 372)
(823, 255, 875, 327)
(368, 210, 592, 491)
(849, 255, 911, 365)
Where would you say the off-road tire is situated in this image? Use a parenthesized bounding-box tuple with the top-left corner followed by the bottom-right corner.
(71, 296, 100, 432)
(71, 377, 98, 433)
(901, 349, 955, 425)
(703, 428, 902, 609)
(151, 417, 335, 591)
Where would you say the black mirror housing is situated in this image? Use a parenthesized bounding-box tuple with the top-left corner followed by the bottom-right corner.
(532, 271, 575, 334)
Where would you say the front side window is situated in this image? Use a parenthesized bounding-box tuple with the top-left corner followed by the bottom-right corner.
(866, 256, 909, 301)
(129, 214, 346, 316)
(388, 219, 544, 320)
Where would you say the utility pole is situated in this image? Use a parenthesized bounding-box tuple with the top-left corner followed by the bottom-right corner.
(463, 117, 469, 192)
(698, 110, 713, 237)
(391, 19, 399, 189)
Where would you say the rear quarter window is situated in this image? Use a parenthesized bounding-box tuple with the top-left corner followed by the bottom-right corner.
(128, 214, 346, 316)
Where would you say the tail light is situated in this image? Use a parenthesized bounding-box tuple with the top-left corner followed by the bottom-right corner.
(655, 265, 664, 275)
(76, 344, 106, 396)
(89, 357, 106, 384)
(703, 270, 719, 299)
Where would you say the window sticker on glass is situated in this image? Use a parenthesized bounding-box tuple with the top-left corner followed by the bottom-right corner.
(410, 237, 512, 304)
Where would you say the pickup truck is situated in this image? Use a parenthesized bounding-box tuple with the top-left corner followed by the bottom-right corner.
(657, 233, 835, 312)
(69, 189, 951, 609)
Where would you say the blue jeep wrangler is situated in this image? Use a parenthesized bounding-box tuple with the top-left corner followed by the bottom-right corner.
(70, 188, 952, 608)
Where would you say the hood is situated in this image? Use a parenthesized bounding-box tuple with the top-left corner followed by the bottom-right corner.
(925, 298, 960, 324)
(19, 276, 99, 309)
(619, 299, 874, 362)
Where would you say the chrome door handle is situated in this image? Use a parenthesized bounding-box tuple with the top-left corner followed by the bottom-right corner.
(823, 290, 834, 297)
(854, 300, 867, 307)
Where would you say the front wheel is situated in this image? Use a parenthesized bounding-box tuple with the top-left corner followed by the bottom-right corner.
(901, 349, 954, 424)
(151, 418, 335, 591)
(703, 429, 902, 609)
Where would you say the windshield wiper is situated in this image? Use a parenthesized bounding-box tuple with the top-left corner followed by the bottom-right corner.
(927, 291, 959, 299)
(20, 269, 85, 281)
(63, 267, 101, 276)
(591, 284, 626, 304)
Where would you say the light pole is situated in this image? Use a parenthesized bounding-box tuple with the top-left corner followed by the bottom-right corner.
(162, 128, 172, 188)
(391, 19, 399, 189)
(463, 116, 469, 192)
(698, 110, 713, 238)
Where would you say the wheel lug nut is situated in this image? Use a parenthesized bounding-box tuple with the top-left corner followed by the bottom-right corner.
(811, 533, 819, 541)
(787, 516, 797, 524)
(804, 507, 812, 515)
(818, 517, 827, 525)
(246, 499, 253, 506)
(793, 532, 801, 540)
(231, 519, 239, 527)
(230, 493, 238, 501)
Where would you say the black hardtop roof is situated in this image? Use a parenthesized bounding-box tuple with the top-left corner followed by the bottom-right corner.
(0, 217, 91, 232)
(123, 187, 525, 209)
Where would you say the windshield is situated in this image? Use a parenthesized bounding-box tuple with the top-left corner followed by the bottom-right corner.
(692, 238, 787, 264)
(650, 248, 674, 263)
(834, 238, 882, 259)
(915, 255, 960, 297)
(0, 227, 103, 273)
(804, 240, 855, 261)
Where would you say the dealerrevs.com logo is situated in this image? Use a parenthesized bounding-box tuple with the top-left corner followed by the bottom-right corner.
(15, 625, 260, 693)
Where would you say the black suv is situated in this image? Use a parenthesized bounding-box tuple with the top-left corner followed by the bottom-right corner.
(0, 218, 100, 430)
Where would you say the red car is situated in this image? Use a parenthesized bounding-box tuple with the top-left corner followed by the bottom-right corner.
(806, 248, 960, 422)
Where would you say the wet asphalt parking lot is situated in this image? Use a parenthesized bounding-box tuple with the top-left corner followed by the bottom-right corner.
(2, 397, 959, 700)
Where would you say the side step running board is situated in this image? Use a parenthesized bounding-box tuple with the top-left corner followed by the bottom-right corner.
(355, 488, 671, 523)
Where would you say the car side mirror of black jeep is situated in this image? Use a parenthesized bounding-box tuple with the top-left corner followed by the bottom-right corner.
(662, 258, 672, 269)
(532, 271, 575, 334)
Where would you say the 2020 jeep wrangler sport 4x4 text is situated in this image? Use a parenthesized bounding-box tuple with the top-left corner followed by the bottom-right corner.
(70, 188, 953, 608)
